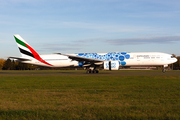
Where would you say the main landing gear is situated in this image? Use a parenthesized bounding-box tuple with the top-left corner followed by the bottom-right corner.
(86, 69, 99, 74)
(86, 67, 99, 74)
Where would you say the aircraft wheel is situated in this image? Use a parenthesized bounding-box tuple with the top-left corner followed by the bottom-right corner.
(93, 70, 98, 73)
(86, 70, 91, 74)
(162, 69, 166, 73)
(86, 70, 99, 74)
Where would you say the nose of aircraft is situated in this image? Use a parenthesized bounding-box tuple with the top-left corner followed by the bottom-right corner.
(173, 58, 178, 63)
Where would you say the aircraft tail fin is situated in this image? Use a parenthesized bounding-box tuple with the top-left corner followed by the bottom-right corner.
(14, 34, 53, 66)
(14, 34, 38, 59)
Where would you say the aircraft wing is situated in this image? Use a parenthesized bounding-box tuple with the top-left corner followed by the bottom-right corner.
(56, 53, 104, 63)
(9, 57, 31, 61)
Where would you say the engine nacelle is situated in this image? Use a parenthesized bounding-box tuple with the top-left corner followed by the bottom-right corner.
(103, 61, 119, 70)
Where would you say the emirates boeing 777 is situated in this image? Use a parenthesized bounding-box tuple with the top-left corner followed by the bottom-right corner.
(9, 35, 177, 73)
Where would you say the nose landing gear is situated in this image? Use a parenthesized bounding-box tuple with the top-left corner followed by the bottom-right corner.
(162, 68, 166, 73)
(162, 65, 168, 73)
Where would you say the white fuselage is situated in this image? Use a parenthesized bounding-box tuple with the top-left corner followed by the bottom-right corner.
(125, 52, 176, 66)
(21, 54, 79, 67)
(20, 52, 177, 68)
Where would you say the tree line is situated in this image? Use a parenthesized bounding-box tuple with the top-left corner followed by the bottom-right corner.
(0, 56, 180, 70)
(0, 58, 83, 70)
(0, 58, 38, 70)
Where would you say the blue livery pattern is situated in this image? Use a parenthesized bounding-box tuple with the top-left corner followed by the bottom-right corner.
(76, 52, 130, 66)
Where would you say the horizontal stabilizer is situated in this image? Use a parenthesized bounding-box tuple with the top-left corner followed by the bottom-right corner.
(9, 57, 31, 61)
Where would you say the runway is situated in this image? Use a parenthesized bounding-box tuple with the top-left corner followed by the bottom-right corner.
(1, 72, 180, 75)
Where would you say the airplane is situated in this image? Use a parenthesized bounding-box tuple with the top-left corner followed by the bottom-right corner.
(9, 34, 177, 73)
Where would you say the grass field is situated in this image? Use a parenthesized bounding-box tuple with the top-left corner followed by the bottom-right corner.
(0, 70, 180, 119)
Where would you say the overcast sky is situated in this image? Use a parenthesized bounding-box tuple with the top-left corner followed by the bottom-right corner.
(0, 0, 180, 58)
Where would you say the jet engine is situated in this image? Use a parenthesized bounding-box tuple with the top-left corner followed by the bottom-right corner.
(103, 61, 119, 70)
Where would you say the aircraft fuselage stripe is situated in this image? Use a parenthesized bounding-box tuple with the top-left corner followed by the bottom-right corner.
(25, 43, 53, 66)
(18, 47, 34, 58)
(15, 36, 28, 49)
